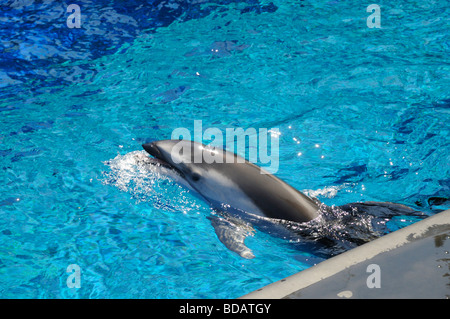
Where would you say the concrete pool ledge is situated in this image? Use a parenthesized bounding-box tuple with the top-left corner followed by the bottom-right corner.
(240, 209, 450, 299)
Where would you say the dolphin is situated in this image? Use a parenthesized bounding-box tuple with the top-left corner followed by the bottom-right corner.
(141, 139, 322, 258)
(142, 140, 320, 222)
(141, 139, 426, 259)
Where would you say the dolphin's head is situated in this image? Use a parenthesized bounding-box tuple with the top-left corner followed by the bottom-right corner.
(142, 139, 221, 187)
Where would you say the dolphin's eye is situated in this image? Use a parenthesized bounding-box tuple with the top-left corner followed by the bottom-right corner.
(191, 173, 201, 182)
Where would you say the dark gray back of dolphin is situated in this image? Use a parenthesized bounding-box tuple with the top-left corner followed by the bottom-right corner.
(208, 159, 320, 223)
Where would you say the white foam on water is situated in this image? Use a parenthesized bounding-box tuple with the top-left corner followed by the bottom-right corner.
(101, 151, 202, 213)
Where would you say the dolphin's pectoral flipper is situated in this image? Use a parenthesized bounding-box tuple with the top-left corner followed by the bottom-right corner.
(208, 215, 255, 259)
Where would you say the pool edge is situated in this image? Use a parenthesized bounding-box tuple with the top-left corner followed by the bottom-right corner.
(239, 209, 450, 299)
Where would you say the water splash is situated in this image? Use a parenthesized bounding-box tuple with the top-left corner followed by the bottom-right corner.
(273, 203, 377, 257)
(303, 184, 346, 199)
(101, 150, 201, 214)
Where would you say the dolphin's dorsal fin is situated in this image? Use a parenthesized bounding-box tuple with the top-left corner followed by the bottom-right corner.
(208, 215, 255, 259)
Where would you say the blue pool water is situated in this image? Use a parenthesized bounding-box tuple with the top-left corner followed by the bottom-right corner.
(0, 0, 449, 298)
